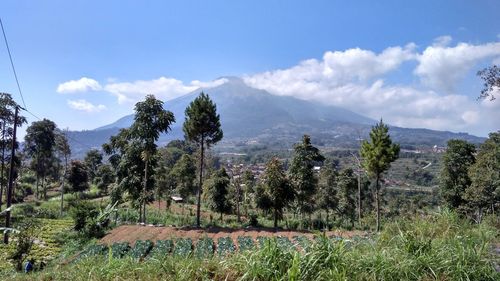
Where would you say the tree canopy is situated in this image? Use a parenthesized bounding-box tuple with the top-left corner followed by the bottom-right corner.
(360, 120, 400, 231)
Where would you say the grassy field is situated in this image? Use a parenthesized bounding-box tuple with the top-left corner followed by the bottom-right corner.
(3, 211, 499, 281)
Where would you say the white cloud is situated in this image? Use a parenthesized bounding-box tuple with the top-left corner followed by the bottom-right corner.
(432, 35, 452, 47)
(244, 40, 500, 136)
(103, 77, 227, 104)
(415, 40, 500, 92)
(57, 77, 102, 93)
(67, 99, 106, 112)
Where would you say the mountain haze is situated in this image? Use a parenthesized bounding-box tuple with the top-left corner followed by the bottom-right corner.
(67, 77, 484, 157)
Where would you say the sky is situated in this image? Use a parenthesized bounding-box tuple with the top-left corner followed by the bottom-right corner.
(1, 0, 499, 137)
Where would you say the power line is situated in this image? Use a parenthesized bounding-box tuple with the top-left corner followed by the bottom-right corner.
(23, 108, 95, 151)
(1, 18, 97, 152)
(0, 18, 27, 109)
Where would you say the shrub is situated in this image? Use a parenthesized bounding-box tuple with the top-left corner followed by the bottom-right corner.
(150, 240, 174, 257)
(110, 242, 130, 258)
(173, 238, 192, 257)
(130, 240, 153, 260)
(195, 237, 214, 258)
(237, 236, 255, 252)
(217, 237, 235, 256)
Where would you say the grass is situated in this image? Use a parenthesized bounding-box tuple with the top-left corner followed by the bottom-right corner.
(3, 210, 498, 280)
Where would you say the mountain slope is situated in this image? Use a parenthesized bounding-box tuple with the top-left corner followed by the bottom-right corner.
(68, 77, 484, 157)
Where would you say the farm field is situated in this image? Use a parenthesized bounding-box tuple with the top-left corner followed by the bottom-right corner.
(100, 225, 365, 246)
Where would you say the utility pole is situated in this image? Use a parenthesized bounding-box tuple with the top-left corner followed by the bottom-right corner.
(3, 106, 18, 244)
(0, 121, 5, 211)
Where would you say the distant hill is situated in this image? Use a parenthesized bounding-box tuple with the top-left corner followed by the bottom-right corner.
(67, 77, 484, 158)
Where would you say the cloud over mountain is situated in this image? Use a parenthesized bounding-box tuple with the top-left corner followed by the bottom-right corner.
(57, 36, 500, 136)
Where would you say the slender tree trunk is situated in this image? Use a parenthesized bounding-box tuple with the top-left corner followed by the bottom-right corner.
(43, 172, 47, 200)
(357, 172, 362, 223)
(375, 174, 380, 232)
(35, 174, 39, 200)
(142, 159, 149, 224)
(274, 208, 278, 229)
(236, 183, 241, 223)
(196, 139, 204, 227)
(326, 208, 329, 230)
(60, 156, 68, 216)
(220, 212, 223, 222)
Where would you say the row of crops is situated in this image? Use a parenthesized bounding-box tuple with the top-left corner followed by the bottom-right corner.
(0, 218, 73, 271)
(77, 235, 368, 261)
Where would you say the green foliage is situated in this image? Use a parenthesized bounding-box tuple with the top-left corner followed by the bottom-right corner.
(24, 118, 59, 200)
(183, 92, 223, 227)
(77, 244, 108, 261)
(6, 219, 41, 271)
(130, 240, 153, 260)
(317, 160, 338, 221)
(95, 164, 114, 195)
(336, 168, 357, 225)
(262, 157, 295, 228)
(195, 237, 214, 258)
(237, 236, 255, 252)
(361, 120, 400, 231)
(204, 168, 231, 220)
(465, 131, 500, 221)
(289, 135, 325, 216)
(182, 92, 223, 148)
(477, 64, 499, 100)
(150, 240, 174, 257)
(110, 242, 130, 258)
(293, 235, 311, 249)
(440, 139, 476, 211)
(173, 238, 192, 257)
(170, 154, 196, 199)
(217, 237, 236, 256)
(83, 149, 103, 184)
(66, 160, 89, 194)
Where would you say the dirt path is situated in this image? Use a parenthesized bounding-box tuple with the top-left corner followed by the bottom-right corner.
(100, 225, 367, 246)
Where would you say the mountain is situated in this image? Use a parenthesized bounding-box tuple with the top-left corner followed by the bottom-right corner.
(67, 77, 484, 157)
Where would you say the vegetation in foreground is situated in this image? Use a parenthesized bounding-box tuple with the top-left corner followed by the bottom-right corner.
(3, 211, 499, 281)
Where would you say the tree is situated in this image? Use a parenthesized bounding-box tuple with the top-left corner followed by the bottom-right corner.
(262, 157, 294, 229)
(0, 93, 26, 211)
(241, 169, 256, 216)
(55, 131, 71, 215)
(465, 131, 500, 222)
(317, 160, 338, 228)
(170, 154, 196, 199)
(84, 149, 103, 184)
(336, 168, 358, 226)
(440, 139, 476, 212)
(130, 95, 175, 223)
(477, 65, 499, 100)
(204, 168, 231, 221)
(183, 92, 223, 227)
(67, 160, 89, 196)
(95, 164, 114, 196)
(289, 135, 324, 223)
(24, 119, 58, 200)
(360, 120, 400, 232)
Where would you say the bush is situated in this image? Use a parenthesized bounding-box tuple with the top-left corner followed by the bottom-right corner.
(130, 240, 153, 260)
(195, 237, 214, 258)
(217, 237, 235, 256)
(150, 240, 174, 257)
(110, 242, 130, 258)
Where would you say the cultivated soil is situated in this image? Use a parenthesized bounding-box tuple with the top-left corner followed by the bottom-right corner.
(100, 225, 367, 247)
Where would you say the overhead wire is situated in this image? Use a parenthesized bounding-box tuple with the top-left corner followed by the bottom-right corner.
(0, 17, 27, 109)
(1, 17, 96, 151)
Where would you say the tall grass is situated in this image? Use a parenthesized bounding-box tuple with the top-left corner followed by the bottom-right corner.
(4, 211, 499, 281)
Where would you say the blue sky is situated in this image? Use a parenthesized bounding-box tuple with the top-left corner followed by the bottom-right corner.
(1, 0, 499, 137)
